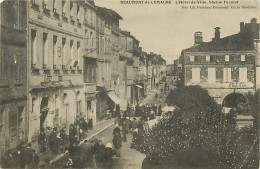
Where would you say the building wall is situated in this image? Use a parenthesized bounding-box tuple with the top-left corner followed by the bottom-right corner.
(28, 0, 86, 145)
(0, 0, 28, 158)
(183, 51, 256, 104)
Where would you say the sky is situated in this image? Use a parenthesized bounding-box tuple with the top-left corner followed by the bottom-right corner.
(95, 0, 260, 64)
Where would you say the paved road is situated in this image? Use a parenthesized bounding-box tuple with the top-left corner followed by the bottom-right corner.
(94, 124, 146, 169)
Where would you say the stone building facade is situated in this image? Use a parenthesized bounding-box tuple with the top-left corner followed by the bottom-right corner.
(0, 0, 28, 158)
(181, 18, 260, 105)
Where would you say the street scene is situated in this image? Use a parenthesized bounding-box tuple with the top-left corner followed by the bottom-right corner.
(0, 0, 259, 168)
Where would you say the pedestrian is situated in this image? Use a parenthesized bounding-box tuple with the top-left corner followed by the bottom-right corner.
(69, 124, 77, 145)
(150, 109, 155, 120)
(115, 104, 120, 117)
(68, 141, 80, 167)
(113, 126, 122, 157)
(22, 143, 33, 168)
(38, 128, 47, 153)
(153, 104, 158, 116)
(158, 104, 162, 116)
(1, 150, 13, 168)
(131, 117, 138, 131)
(79, 140, 92, 167)
(122, 118, 128, 142)
(60, 128, 69, 152)
(155, 92, 158, 99)
(32, 150, 40, 168)
(88, 110, 94, 130)
(131, 128, 139, 149)
(129, 105, 134, 117)
(101, 143, 115, 168)
(106, 109, 111, 119)
(49, 127, 59, 155)
(13, 141, 26, 168)
(135, 104, 140, 117)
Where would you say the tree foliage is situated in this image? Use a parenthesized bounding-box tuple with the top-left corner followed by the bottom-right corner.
(137, 86, 259, 168)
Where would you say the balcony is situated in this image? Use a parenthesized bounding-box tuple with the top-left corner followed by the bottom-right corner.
(83, 20, 95, 30)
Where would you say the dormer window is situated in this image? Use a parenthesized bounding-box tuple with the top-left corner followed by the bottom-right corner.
(241, 55, 245, 62)
(225, 55, 229, 62)
(190, 56, 194, 62)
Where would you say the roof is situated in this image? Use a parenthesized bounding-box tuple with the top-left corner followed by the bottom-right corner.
(121, 30, 138, 42)
(182, 20, 260, 53)
(96, 6, 122, 20)
(183, 32, 255, 53)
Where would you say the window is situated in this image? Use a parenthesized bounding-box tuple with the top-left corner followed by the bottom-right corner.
(77, 42, 80, 64)
(70, 40, 73, 60)
(194, 56, 199, 62)
(77, 5, 80, 19)
(62, 38, 66, 66)
(210, 56, 214, 62)
(84, 58, 96, 83)
(206, 55, 210, 62)
(9, 108, 18, 136)
(191, 68, 200, 82)
(31, 30, 37, 66)
(43, 33, 48, 68)
(14, 51, 22, 83)
(76, 92, 81, 115)
(239, 67, 247, 82)
(90, 32, 93, 47)
(90, 11, 92, 24)
(241, 55, 245, 62)
(32, 98, 36, 113)
(223, 68, 231, 82)
(190, 56, 194, 62)
(54, 95, 58, 107)
(225, 55, 229, 62)
(62, 0, 66, 15)
(53, 0, 57, 10)
(87, 100, 91, 110)
(53, 35, 57, 67)
(208, 68, 216, 82)
(84, 8, 88, 22)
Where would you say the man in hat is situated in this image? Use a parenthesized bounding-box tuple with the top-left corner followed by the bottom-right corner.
(113, 126, 122, 157)
(101, 143, 115, 168)
(131, 117, 138, 132)
(49, 127, 59, 155)
(79, 140, 92, 167)
(38, 128, 47, 153)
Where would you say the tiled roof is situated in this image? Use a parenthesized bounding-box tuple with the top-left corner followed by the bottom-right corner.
(182, 28, 258, 53)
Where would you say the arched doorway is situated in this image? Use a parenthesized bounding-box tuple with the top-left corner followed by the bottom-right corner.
(40, 96, 49, 129)
(222, 93, 246, 108)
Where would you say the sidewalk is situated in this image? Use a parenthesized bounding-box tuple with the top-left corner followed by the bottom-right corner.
(38, 118, 114, 167)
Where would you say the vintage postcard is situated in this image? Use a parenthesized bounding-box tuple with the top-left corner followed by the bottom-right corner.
(0, 0, 259, 168)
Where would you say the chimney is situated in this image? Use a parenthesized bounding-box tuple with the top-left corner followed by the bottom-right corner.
(194, 31, 203, 46)
(214, 27, 221, 40)
(240, 22, 245, 32)
(250, 18, 259, 39)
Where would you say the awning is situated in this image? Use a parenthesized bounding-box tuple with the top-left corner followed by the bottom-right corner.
(135, 84, 143, 88)
(107, 91, 121, 104)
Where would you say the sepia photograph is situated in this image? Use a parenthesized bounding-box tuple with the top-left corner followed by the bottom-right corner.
(0, 0, 259, 168)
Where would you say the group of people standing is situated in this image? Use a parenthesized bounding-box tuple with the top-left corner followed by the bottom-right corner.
(1, 142, 39, 168)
